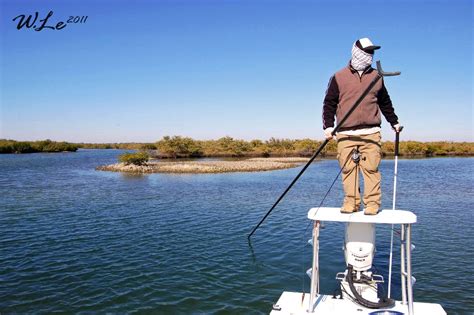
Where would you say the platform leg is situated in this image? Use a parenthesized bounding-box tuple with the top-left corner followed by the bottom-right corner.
(400, 224, 407, 305)
(309, 221, 320, 312)
(406, 224, 414, 315)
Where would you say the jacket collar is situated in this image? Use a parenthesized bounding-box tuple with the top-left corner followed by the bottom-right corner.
(348, 61, 374, 75)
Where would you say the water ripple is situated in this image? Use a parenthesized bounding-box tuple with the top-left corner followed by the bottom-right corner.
(0, 151, 472, 314)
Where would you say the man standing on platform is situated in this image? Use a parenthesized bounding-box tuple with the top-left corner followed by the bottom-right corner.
(322, 38, 401, 215)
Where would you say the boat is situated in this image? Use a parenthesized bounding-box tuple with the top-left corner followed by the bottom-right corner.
(270, 207, 446, 315)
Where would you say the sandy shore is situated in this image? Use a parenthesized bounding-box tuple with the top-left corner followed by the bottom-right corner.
(96, 157, 309, 174)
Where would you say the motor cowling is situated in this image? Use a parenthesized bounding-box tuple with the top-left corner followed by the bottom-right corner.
(344, 222, 375, 272)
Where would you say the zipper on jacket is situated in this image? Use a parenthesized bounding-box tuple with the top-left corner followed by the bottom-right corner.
(359, 67, 371, 82)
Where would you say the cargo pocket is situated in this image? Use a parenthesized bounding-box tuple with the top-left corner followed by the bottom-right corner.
(361, 142, 381, 173)
(361, 150, 381, 173)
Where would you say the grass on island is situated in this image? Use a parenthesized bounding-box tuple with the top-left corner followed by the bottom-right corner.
(96, 157, 309, 174)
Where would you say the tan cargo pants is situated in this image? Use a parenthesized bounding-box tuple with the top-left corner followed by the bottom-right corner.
(336, 132, 382, 210)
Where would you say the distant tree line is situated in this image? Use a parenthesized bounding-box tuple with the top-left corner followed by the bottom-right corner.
(3, 137, 473, 157)
(76, 143, 143, 150)
(0, 139, 78, 154)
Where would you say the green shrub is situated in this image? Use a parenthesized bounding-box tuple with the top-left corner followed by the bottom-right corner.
(0, 140, 14, 153)
(382, 141, 395, 155)
(295, 139, 319, 155)
(266, 138, 295, 153)
(31, 140, 77, 152)
(321, 140, 337, 156)
(401, 141, 428, 155)
(156, 136, 203, 157)
(250, 139, 263, 148)
(11, 142, 35, 153)
(141, 143, 157, 150)
(119, 152, 150, 165)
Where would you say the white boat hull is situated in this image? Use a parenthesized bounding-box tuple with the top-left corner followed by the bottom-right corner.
(270, 291, 446, 315)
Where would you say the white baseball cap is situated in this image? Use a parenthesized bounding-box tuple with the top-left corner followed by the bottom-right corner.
(355, 38, 381, 54)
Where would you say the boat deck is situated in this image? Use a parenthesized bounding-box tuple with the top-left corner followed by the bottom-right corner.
(270, 291, 446, 315)
(307, 207, 417, 224)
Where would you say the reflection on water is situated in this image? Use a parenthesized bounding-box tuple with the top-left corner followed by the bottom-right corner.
(0, 149, 472, 314)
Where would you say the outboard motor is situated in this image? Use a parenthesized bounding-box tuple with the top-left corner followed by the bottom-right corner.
(338, 222, 394, 308)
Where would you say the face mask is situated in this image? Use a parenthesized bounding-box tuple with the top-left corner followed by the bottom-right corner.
(350, 43, 373, 71)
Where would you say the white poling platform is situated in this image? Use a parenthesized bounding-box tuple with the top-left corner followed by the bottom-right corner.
(308, 207, 416, 224)
(269, 208, 446, 314)
(270, 291, 446, 315)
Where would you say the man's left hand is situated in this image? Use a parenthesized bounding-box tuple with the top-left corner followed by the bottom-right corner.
(392, 123, 403, 132)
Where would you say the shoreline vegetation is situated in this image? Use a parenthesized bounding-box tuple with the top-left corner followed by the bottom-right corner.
(82, 136, 473, 157)
(2, 137, 472, 174)
(0, 139, 78, 154)
(95, 136, 473, 174)
(1, 136, 473, 157)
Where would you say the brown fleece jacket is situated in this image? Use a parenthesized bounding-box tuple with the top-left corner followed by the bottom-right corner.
(322, 65, 399, 131)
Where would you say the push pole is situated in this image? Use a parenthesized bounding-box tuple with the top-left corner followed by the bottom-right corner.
(388, 126, 403, 298)
(247, 61, 401, 239)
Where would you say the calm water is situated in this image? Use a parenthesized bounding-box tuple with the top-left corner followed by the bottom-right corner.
(1, 150, 473, 314)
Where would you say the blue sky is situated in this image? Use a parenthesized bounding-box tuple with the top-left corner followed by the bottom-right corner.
(1, 0, 472, 142)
